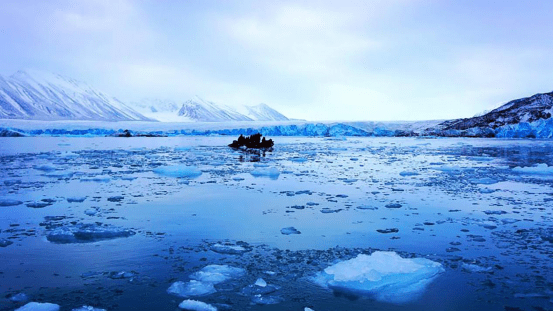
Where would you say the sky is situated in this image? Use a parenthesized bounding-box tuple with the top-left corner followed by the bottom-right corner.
(1, 0, 553, 121)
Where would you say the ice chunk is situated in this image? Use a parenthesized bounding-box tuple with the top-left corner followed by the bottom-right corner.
(71, 306, 105, 311)
(210, 242, 251, 254)
(255, 278, 267, 287)
(462, 263, 492, 273)
(512, 163, 553, 175)
(84, 209, 97, 216)
(314, 251, 444, 303)
(251, 294, 283, 305)
(178, 299, 217, 311)
(189, 265, 245, 284)
(46, 223, 135, 243)
(281, 227, 301, 235)
(399, 171, 420, 176)
(16, 302, 60, 311)
(167, 280, 216, 297)
(0, 199, 23, 207)
(33, 165, 59, 172)
(9, 293, 28, 302)
(168, 265, 245, 298)
(153, 165, 202, 178)
(67, 197, 87, 203)
(0, 239, 14, 247)
(26, 201, 52, 208)
(250, 167, 280, 179)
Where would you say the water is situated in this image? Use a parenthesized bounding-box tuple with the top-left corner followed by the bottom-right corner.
(0, 136, 552, 310)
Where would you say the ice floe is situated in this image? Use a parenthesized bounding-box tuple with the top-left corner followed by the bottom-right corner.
(168, 265, 245, 298)
(46, 223, 135, 244)
(250, 167, 280, 179)
(153, 165, 202, 178)
(16, 302, 60, 311)
(178, 299, 217, 311)
(314, 251, 444, 303)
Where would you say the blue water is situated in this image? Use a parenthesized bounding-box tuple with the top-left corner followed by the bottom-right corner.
(0, 137, 552, 310)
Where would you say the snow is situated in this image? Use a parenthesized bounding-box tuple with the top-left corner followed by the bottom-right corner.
(15, 302, 60, 311)
(178, 299, 217, 311)
(0, 69, 151, 121)
(153, 165, 202, 178)
(314, 251, 444, 303)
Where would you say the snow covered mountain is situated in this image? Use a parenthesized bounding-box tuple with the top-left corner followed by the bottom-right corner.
(0, 70, 152, 121)
(129, 98, 182, 122)
(238, 103, 289, 121)
(176, 96, 289, 122)
(438, 91, 553, 130)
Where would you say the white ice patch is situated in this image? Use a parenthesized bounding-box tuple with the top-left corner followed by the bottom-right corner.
(178, 299, 217, 311)
(189, 265, 245, 284)
(167, 265, 245, 298)
(153, 165, 202, 178)
(314, 251, 444, 303)
(250, 168, 280, 179)
(16, 302, 60, 311)
(167, 280, 216, 297)
(512, 163, 553, 175)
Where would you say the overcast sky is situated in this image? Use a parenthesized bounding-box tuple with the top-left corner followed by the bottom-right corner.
(1, 0, 552, 121)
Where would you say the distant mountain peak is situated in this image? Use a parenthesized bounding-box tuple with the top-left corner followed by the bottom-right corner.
(0, 69, 152, 121)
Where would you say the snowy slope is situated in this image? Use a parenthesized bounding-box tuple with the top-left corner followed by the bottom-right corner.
(238, 103, 289, 121)
(129, 98, 184, 122)
(439, 91, 553, 130)
(0, 69, 151, 121)
(177, 96, 254, 122)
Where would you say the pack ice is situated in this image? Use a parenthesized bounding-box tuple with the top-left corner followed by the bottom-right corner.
(314, 251, 444, 303)
(153, 165, 202, 178)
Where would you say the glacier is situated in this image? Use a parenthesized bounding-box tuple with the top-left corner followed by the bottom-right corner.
(2, 117, 553, 138)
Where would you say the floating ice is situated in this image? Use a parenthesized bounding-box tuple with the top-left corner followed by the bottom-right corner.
(46, 223, 135, 244)
(189, 265, 245, 284)
(255, 278, 267, 287)
(356, 205, 377, 210)
(16, 302, 60, 311)
(0, 199, 23, 207)
(0, 239, 14, 247)
(33, 165, 59, 172)
(281, 227, 301, 235)
(153, 165, 202, 178)
(67, 197, 87, 203)
(512, 163, 553, 175)
(314, 251, 444, 303)
(399, 171, 420, 176)
(71, 306, 105, 311)
(9, 293, 28, 302)
(168, 265, 244, 298)
(178, 299, 217, 311)
(250, 168, 280, 179)
(210, 243, 251, 254)
(470, 177, 498, 185)
(84, 209, 97, 216)
(167, 280, 216, 297)
(462, 263, 492, 273)
(26, 201, 52, 208)
(251, 294, 284, 305)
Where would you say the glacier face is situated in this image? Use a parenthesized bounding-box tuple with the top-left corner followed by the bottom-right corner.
(2, 118, 553, 138)
(0, 70, 152, 121)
